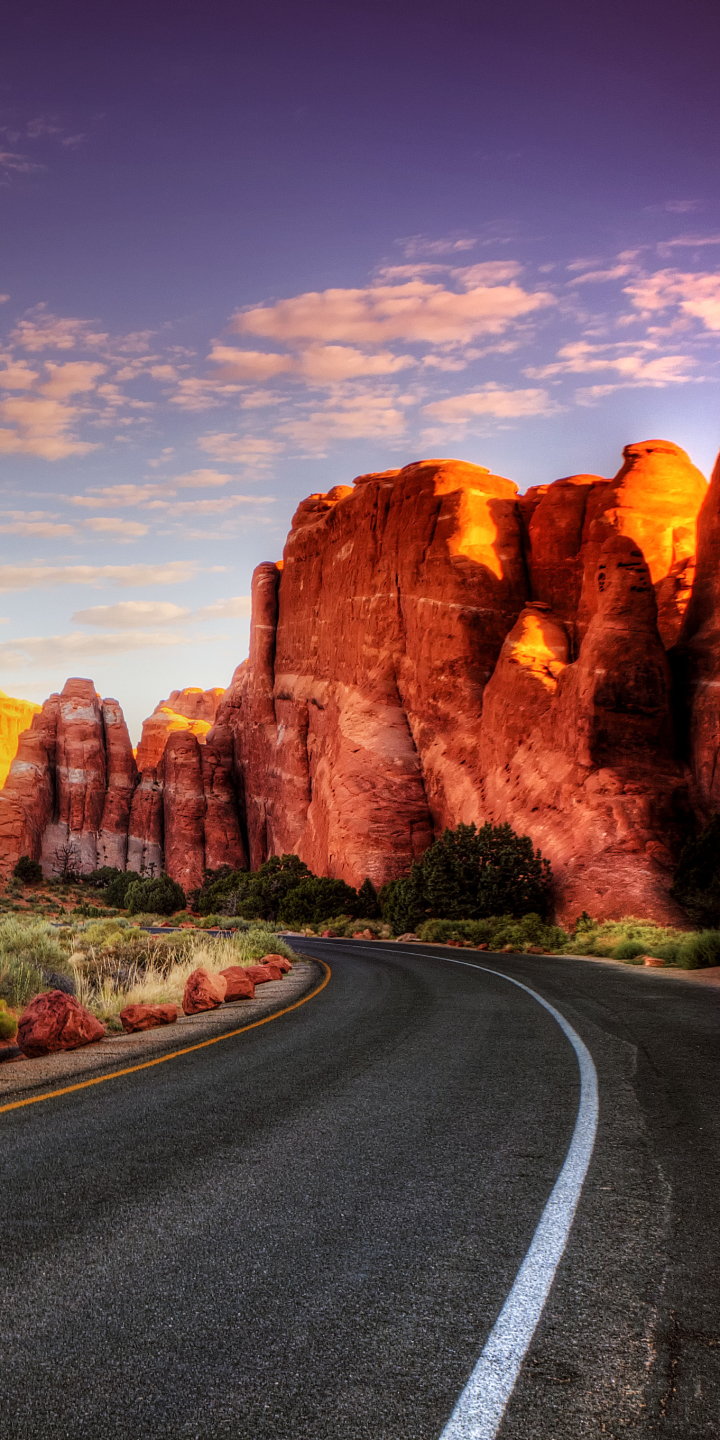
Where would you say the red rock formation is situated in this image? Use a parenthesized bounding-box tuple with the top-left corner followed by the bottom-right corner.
(119, 1003, 178, 1032)
(97, 700, 138, 870)
(0, 440, 713, 924)
(219, 965, 256, 1000)
(676, 449, 720, 818)
(17, 990, 106, 1057)
(0, 694, 59, 871)
(245, 962, 284, 983)
(0, 691, 42, 788)
(182, 968, 226, 1014)
(217, 459, 528, 886)
(575, 440, 707, 648)
(135, 687, 225, 770)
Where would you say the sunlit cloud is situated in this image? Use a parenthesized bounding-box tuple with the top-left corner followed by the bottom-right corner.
(231, 275, 553, 348)
(0, 561, 211, 593)
(0, 630, 197, 669)
(195, 595, 251, 620)
(10, 305, 108, 352)
(198, 432, 282, 466)
(398, 235, 477, 259)
(82, 517, 149, 538)
(625, 268, 720, 330)
(72, 601, 191, 628)
(423, 384, 557, 423)
(279, 393, 409, 452)
(528, 339, 697, 385)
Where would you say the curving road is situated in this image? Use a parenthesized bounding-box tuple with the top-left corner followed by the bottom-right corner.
(1, 939, 719, 1439)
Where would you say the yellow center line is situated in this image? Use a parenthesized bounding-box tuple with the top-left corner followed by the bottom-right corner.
(0, 960, 331, 1116)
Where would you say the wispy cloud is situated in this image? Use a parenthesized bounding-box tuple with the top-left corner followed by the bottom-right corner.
(423, 384, 557, 424)
(72, 601, 191, 628)
(0, 562, 213, 594)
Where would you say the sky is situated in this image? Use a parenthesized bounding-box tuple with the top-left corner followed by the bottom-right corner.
(1, 0, 719, 738)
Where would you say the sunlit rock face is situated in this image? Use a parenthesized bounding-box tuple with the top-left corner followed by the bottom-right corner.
(676, 449, 720, 818)
(0, 691, 42, 789)
(0, 440, 714, 923)
(135, 687, 225, 771)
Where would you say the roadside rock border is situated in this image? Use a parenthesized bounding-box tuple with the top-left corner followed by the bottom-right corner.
(0, 958, 323, 1105)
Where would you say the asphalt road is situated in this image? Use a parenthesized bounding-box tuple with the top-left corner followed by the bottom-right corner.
(1, 939, 719, 1439)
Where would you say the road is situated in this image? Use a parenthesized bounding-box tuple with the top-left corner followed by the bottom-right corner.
(1, 939, 719, 1439)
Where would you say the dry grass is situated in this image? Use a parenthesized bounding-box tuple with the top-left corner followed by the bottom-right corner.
(72, 927, 294, 1025)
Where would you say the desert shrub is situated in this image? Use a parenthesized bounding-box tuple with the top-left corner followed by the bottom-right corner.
(675, 930, 720, 969)
(0, 998, 18, 1040)
(278, 877, 359, 925)
(671, 817, 720, 927)
(125, 874, 186, 916)
(85, 866, 124, 890)
(0, 917, 73, 1009)
(611, 940, 650, 960)
(12, 856, 43, 885)
(565, 917, 687, 960)
(380, 824, 553, 933)
(105, 870, 138, 907)
(197, 854, 314, 920)
(356, 878, 380, 918)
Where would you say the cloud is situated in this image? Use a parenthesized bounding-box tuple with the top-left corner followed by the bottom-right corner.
(70, 484, 169, 508)
(0, 561, 207, 593)
(172, 469, 234, 488)
(663, 200, 702, 214)
(195, 595, 252, 620)
(567, 264, 634, 286)
(10, 305, 108, 352)
(279, 393, 409, 452)
(0, 150, 42, 177)
(72, 601, 190, 628)
(398, 236, 477, 259)
(0, 520, 74, 537)
(423, 384, 557, 423)
(167, 495, 274, 515)
(231, 275, 553, 348)
(82, 518, 149, 538)
(528, 339, 697, 385)
(0, 395, 99, 458)
(42, 361, 106, 398)
(624, 269, 720, 330)
(0, 359, 40, 389)
(206, 346, 292, 381)
(198, 433, 282, 466)
(0, 630, 195, 669)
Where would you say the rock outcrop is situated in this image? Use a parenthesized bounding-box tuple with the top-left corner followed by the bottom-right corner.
(17, 990, 106, 1057)
(0, 691, 42, 788)
(135, 687, 224, 771)
(0, 438, 714, 923)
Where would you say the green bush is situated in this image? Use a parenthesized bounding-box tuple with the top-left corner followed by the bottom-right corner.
(198, 855, 313, 920)
(0, 999, 18, 1040)
(0, 917, 72, 1010)
(125, 874, 186, 917)
(12, 856, 43, 885)
(105, 870, 138, 907)
(231, 926, 295, 964)
(278, 877, 359, 925)
(676, 930, 720, 969)
(671, 817, 720, 926)
(356, 878, 380, 918)
(380, 823, 553, 933)
(611, 940, 650, 960)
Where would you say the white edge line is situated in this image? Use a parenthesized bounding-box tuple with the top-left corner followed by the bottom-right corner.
(414, 953, 600, 1440)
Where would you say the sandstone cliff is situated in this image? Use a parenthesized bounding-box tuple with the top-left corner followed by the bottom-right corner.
(135, 686, 225, 771)
(0, 691, 42, 789)
(0, 438, 713, 923)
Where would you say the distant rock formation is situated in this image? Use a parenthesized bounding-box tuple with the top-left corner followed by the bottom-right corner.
(0, 690, 41, 789)
(0, 438, 714, 923)
(135, 687, 225, 771)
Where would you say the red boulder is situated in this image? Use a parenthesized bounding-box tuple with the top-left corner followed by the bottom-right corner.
(119, 1003, 178, 1033)
(182, 968, 227, 1014)
(245, 962, 283, 983)
(17, 990, 106, 1058)
(219, 965, 256, 1000)
(263, 953, 292, 972)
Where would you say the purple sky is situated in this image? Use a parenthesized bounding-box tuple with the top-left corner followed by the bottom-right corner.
(1, 0, 719, 736)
